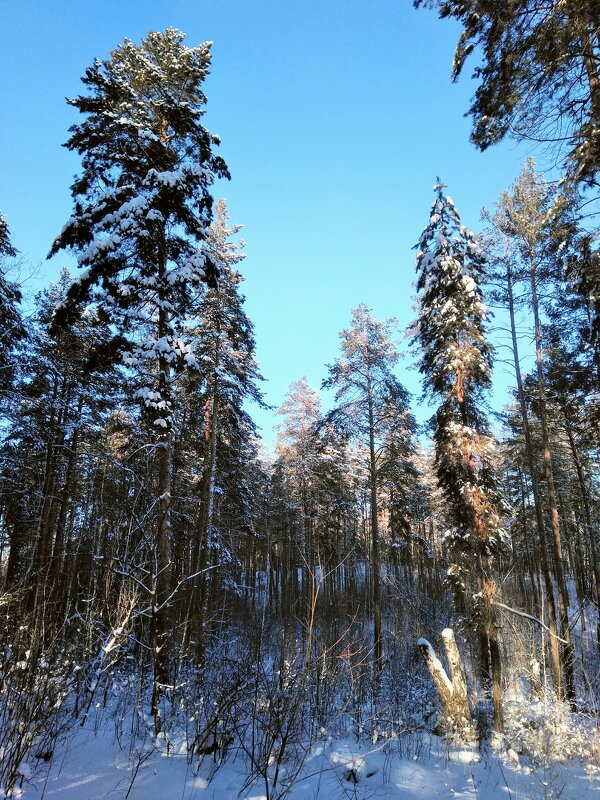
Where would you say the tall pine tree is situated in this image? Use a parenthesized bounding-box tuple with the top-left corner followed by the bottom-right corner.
(324, 305, 415, 670)
(49, 29, 229, 732)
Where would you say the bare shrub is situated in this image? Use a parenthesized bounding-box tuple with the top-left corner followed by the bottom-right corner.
(0, 601, 75, 795)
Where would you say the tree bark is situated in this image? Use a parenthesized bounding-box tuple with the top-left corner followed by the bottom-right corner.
(561, 406, 600, 649)
(504, 245, 564, 700)
(528, 247, 577, 708)
(418, 629, 474, 738)
(366, 364, 382, 670)
(151, 223, 174, 733)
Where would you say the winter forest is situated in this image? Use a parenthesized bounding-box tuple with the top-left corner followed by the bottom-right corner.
(1, 4, 600, 800)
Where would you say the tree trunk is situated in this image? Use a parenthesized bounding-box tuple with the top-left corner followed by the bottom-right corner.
(196, 385, 220, 662)
(50, 394, 84, 608)
(151, 231, 174, 733)
(418, 629, 474, 738)
(367, 366, 382, 670)
(528, 248, 577, 708)
(561, 406, 600, 649)
(505, 246, 564, 699)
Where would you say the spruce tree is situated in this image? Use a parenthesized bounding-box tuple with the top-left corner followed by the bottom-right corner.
(412, 181, 506, 731)
(180, 199, 266, 660)
(49, 28, 229, 731)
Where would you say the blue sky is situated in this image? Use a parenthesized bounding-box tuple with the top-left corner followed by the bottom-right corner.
(0, 0, 532, 446)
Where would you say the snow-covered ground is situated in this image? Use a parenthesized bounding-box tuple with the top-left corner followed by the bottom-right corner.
(6, 594, 600, 800)
(12, 712, 600, 800)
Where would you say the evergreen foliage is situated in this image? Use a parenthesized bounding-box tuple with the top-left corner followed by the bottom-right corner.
(0, 212, 25, 396)
(0, 213, 17, 258)
(413, 182, 505, 582)
(49, 28, 229, 429)
(414, 0, 600, 185)
(324, 304, 417, 667)
(413, 181, 507, 728)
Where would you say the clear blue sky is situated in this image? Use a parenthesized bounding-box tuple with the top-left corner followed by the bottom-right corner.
(1, 0, 532, 446)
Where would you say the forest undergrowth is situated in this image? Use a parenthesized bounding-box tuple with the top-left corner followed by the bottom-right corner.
(2, 569, 599, 799)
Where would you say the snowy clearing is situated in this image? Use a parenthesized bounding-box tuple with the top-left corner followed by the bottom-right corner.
(11, 712, 600, 800)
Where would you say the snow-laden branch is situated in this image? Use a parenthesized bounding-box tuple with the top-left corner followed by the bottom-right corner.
(138, 564, 221, 616)
(494, 601, 569, 644)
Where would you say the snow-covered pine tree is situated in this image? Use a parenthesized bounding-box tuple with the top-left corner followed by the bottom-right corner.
(48, 29, 229, 732)
(377, 404, 428, 579)
(179, 199, 266, 660)
(412, 180, 507, 732)
(2, 269, 119, 603)
(0, 212, 25, 397)
(275, 376, 322, 621)
(414, 0, 600, 186)
(311, 421, 361, 599)
(0, 213, 16, 258)
(324, 304, 415, 670)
